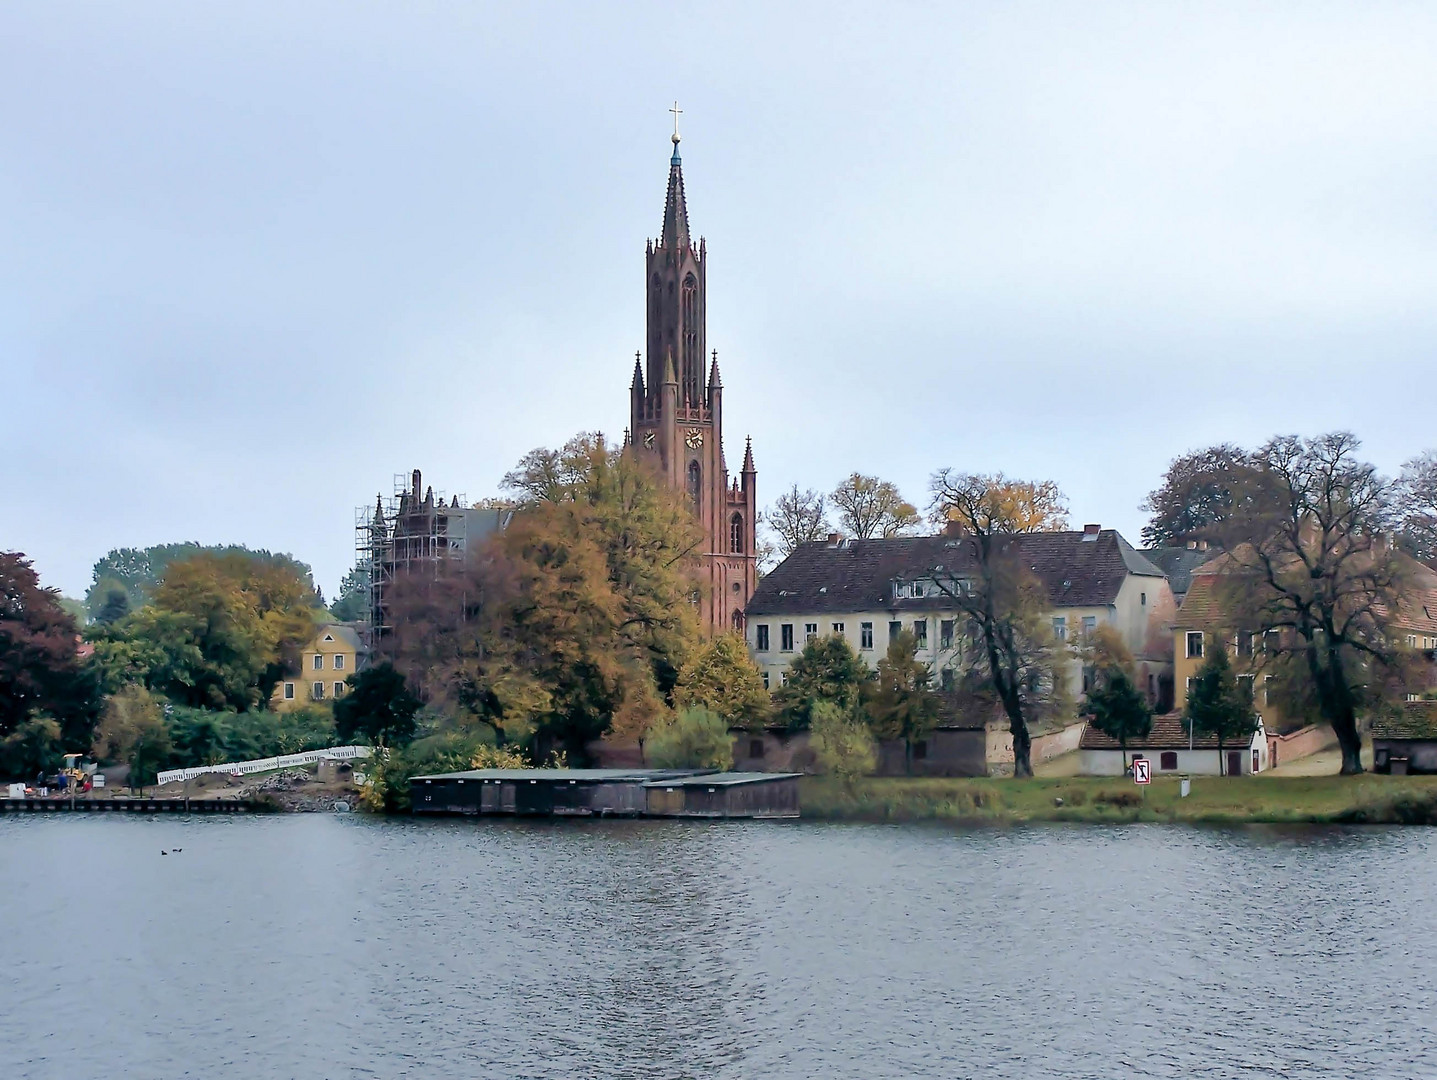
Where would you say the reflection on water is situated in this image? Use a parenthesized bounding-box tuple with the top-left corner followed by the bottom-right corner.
(2, 815, 1435, 1079)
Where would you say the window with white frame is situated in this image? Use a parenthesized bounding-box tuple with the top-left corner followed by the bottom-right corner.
(832, 622, 845, 636)
(762, 670, 770, 689)
(1081, 616, 1097, 639)
(756, 624, 770, 651)
(1052, 616, 1067, 641)
(911, 581, 924, 598)
(312, 654, 324, 670)
(334, 653, 345, 670)
(804, 623, 818, 643)
(860, 622, 873, 650)
(312, 681, 325, 700)
(781, 624, 794, 652)
(1186, 631, 1204, 658)
(940, 619, 954, 650)
(283, 683, 295, 700)
(334, 682, 345, 697)
(914, 620, 928, 648)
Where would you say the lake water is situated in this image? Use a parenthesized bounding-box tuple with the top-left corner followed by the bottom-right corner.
(2, 814, 1435, 1079)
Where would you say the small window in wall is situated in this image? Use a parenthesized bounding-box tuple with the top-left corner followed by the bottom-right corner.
(781, 624, 794, 652)
(941, 668, 954, 691)
(888, 620, 902, 644)
(779, 671, 789, 686)
(334, 653, 345, 670)
(730, 512, 745, 554)
(313, 654, 324, 670)
(762, 670, 770, 689)
(1264, 674, 1273, 706)
(940, 619, 954, 650)
(1253, 749, 1261, 773)
(832, 622, 845, 636)
(1237, 631, 1254, 657)
(756, 625, 770, 652)
(1081, 616, 1097, 638)
(860, 622, 874, 650)
(1160, 751, 1178, 770)
(283, 682, 295, 700)
(1186, 631, 1204, 658)
(334, 682, 345, 697)
(1141, 592, 1147, 607)
(1263, 630, 1280, 654)
(914, 620, 928, 648)
(1052, 617, 1067, 641)
(1148, 673, 1156, 700)
(913, 740, 928, 760)
(749, 739, 764, 759)
(312, 681, 325, 700)
(804, 623, 818, 643)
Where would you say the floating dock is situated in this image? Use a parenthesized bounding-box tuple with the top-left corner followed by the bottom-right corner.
(1, 797, 264, 813)
(412, 768, 801, 819)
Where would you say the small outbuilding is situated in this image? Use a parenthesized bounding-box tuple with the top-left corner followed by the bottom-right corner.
(1079, 714, 1268, 776)
(1373, 703, 1437, 775)
(643, 772, 800, 819)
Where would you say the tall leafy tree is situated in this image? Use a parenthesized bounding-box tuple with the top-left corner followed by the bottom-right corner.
(867, 630, 941, 773)
(927, 472, 1071, 777)
(334, 664, 422, 748)
(1183, 646, 1256, 774)
(329, 565, 369, 623)
(1215, 432, 1405, 774)
(773, 634, 874, 732)
(85, 543, 317, 621)
(1140, 444, 1256, 548)
(761, 484, 831, 561)
(0, 552, 98, 750)
(674, 633, 772, 730)
(1087, 668, 1152, 768)
(93, 685, 174, 792)
(830, 473, 921, 539)
(1396, 449, 1437, 568)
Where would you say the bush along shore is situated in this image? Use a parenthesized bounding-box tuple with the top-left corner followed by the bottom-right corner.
(799, 774, 1437, 826)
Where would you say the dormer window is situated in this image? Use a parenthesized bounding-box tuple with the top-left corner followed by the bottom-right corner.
(911, 582, 924, 598)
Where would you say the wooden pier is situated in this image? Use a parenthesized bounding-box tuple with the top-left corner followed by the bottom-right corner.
(1, 797, 265, 814)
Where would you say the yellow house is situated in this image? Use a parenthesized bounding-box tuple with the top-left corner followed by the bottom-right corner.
(272, 623, 363, 711)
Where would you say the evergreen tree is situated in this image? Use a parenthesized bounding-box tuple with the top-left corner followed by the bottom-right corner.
(334, 664, 421, 748)
(1087, 667, 1152, 768)
(867, 630, 941, 773)
(774, 634, 874, 732)
(1184, 643, 1257, 775)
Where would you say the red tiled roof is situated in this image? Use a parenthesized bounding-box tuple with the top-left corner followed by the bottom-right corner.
(1080, 713, 1262, 751)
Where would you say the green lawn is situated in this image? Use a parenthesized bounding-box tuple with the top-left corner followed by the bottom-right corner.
(800, 772, 1437, 825)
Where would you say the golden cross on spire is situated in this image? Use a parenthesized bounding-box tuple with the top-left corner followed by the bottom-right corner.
(669, 101, 683, 143)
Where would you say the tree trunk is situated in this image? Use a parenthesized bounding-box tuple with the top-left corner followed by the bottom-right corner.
(1009, 712, 1032, 778)
(1330, 709, 1364, 775)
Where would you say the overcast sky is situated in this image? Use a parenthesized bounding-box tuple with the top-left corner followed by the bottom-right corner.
(4, 2, 1435, 600)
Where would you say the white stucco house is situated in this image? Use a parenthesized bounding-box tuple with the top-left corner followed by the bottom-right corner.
(745, 524, 1177, 706)
(1079, 713, 1269, 776)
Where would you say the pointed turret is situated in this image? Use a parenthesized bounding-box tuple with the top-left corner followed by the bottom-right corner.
(742, 436, 755, 475)
(661, 133, 689, 248)
(631, 351, 645, 393)
(708, 349, 722, 391)
(663, 347, 678, 387)
(423, 485, 434, 510)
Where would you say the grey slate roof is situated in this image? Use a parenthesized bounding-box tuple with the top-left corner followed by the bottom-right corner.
(412, 768, 712, 782)
(642, 772, 801, 787)
(1371, 702, 1437, 741)
(1139, 547, 1219, 597)
(748, 529, 1162, 617)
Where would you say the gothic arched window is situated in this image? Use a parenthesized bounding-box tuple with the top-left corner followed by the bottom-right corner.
(731, 609, 745, 632)
(687, 460, 702, 512)
(681, 273, 698, 395)
(730, 512, 744, 554)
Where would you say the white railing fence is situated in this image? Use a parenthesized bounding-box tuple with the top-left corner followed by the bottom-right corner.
(157, 746, 372, 787)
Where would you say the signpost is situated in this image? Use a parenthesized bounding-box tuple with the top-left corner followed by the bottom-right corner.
(1132, 758, 1151, 785)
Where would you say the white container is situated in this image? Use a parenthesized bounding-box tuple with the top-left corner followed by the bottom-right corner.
(1180, 778, 1191, 798)
(92, 775, 106, 789)
(7, 783, 25, 798)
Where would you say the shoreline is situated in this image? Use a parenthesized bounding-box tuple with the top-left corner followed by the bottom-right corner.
(799, 774, 1437, 826)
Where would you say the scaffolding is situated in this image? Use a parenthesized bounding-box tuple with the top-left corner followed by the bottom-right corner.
(354, 469, 468, 656)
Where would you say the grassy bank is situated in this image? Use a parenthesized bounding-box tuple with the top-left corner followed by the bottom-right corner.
(801, 773, 1437, 825)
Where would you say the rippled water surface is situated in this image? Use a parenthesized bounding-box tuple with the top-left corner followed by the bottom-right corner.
(3, 814, 1436, 1079)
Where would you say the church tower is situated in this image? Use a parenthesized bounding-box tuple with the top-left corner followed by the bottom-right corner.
(628, 120, 757, 634)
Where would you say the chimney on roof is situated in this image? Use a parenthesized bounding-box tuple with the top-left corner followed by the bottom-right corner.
(1082, 523, 1100, 541)
(943, 520, 965, 538)
(826, 532, 841, 547)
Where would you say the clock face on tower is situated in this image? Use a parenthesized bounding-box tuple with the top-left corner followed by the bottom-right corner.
(685, 428, 704, 449)
(643, 431, 656, 448)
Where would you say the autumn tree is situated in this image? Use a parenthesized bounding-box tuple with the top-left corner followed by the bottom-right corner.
(85, 543, 317, 620)
(1086, 668, 1152, 769)
(809, 700, 877, 789)
(1184, 646, 1256, 774)
(386, 434, 706, 763)
(926, 472, 1071, 777)
(93, 551, 322, 711)
(774, 634, 874, 732)
(0, 552, 99, 751)
(830, 473, 921, 540)
(867, 630, 941, 773)
(762, 484, 831, 561)
(1140, 444, 1259, 548)
(1214, 433, 1406, 774)
(674, 633, 772, 729)
(93, 685, 174, 792)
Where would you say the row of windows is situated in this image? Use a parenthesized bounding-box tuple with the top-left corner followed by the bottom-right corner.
(312, 653, 347, 671)
(1184, 630, 1283, 659)
(283, 681, 347, 701)
(1051, 616, 1098, 641)
(1184, 672, 1273, 705)
(753, 619, 958, 653)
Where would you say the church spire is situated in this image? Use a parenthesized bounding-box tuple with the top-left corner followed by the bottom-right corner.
(708, 349, 722, 391)
(661, 104, 689, 247)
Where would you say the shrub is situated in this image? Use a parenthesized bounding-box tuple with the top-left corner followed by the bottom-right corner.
(645, 706, 734, 770)
(808, 701, 876, 788)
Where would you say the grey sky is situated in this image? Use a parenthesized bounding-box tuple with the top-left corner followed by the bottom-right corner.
(4, 2, 1435, 600)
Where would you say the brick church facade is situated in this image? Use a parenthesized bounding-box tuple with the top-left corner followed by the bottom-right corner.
(626, 130, 757, 633)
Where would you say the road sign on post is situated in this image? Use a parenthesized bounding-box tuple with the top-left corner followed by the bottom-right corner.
(1132, 758, 1152, 785)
